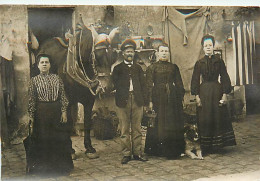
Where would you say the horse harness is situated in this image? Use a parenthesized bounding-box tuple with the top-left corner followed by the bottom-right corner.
(64, 28, 105, 96)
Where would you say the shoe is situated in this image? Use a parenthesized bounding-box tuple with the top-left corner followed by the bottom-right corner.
(121, 156, 131, 164)
(133, 155, 148, 162)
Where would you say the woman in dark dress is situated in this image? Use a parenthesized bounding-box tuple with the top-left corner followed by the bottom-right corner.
(191, 35, 236, 153)
(28, 54, 73, 175)
(144, 44, 185, 159)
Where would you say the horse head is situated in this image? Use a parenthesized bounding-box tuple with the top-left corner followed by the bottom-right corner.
(89, 26, 120, 95)
(74, 23, 96, 80)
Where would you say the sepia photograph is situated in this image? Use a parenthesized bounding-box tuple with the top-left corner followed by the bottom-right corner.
(1, 1, 260, 180)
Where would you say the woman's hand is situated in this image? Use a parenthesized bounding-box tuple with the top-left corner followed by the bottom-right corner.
(61, 112, 68, 123)
(195, 95, 202, 107)
(149, 102, 153, 110)
(219, 94, 228, 106)
(29, 117, 34, 134)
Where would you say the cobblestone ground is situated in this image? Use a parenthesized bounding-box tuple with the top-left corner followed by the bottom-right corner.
(2, 114, 260, 181)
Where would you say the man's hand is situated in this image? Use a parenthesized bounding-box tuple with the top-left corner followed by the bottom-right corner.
(61, 112, 68, 123)
(110, 90, 116, 94)
(195, 95, 202, 107)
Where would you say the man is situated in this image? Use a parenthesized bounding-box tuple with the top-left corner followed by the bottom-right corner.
(112, 39, 148, 164)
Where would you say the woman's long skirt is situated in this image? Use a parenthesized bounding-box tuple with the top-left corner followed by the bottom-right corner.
(198, 81, 236, 152)
(30, 101, 73, 175)
(145, 85, 185, 158)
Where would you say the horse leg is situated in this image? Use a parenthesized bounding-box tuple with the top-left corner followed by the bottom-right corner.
(83, 97, 99, 158)
(70, 103, 79, 135)
(83, 96, 95, 151)
(67, 101, 78, 156)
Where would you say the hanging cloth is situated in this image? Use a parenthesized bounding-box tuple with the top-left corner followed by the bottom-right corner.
(0, 65, 9, 143)
(248, 21, 256, 84)
(163, 6, 210, 90)
(233, 21, 255, 86)
(163, 7, 210, 45)
(0, 35, 12, 61)
(0, 55, 15, 144)
(231, 21, 238, 86)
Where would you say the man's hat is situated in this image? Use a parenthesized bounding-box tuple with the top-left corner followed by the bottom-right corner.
(120, 39, 136, 51)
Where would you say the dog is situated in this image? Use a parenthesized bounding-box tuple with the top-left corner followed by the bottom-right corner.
(184, 123, 204, 160)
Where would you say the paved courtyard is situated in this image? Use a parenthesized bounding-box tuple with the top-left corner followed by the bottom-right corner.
(1, 114, 260, 181)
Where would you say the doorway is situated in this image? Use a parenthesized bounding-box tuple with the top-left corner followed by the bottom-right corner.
(28, 8, 73, 45)
(28, 8, 74, 76)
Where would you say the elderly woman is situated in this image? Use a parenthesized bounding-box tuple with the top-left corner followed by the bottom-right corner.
(144, 44, 185, 159)
(28, 54, 73, 175)
(191, 35, 236, 153)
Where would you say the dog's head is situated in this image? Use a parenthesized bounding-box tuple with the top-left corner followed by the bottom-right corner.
(184, 124, 199, 142)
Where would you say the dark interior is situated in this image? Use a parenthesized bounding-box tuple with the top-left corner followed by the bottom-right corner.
(28, 8, 73, 45)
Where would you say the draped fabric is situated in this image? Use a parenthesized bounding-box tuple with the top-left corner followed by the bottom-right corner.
(163, 7, 210, 90)
(0, 35, 14, 144)
(0, 35, 12, 61)
(1, 61, 8, 143)
(232, 21, 256, 85)
(0, 57, 15, 144)
(0, 58, 15, 107)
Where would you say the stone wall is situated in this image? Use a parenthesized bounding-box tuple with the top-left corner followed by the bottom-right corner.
(114, 6, 164, 36)
(0, 5, 30, 137)
(74, 5, 106, 26)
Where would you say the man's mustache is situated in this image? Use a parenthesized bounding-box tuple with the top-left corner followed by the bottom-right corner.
(127, 56, 133, 61)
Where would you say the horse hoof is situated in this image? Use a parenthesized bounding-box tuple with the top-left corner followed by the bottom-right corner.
(86, 146, 96, 153)
(86, 152, 99, 159)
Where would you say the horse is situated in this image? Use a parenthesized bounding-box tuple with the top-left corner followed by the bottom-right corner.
(33, 21, 117, 158)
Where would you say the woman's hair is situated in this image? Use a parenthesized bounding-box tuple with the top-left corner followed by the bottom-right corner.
(36, 54, 52, 65)
(201, 34, 215, 46)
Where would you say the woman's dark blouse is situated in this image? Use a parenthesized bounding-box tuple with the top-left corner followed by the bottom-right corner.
(146, 61, 185, 102)
(191, 55, 232, 95)
(28, 73, 69, 118)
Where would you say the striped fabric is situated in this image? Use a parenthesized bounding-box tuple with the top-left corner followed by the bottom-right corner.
(232, 21, 256, 85)
(28, 73, 68, 118)
(33, 74, 60, 101)
(200, 131, 236, 148)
